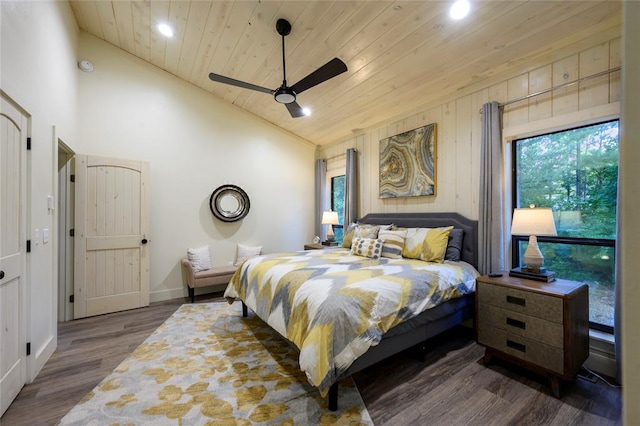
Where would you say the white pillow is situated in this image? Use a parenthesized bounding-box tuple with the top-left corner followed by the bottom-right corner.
(187, 246, 212, 272)
(235, 244, 262, 266)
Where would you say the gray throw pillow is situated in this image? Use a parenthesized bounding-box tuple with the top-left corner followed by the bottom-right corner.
(444, 228, 464, 262)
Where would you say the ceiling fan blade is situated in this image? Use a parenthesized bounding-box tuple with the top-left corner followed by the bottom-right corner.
(285, 101, 305, 118)
(290, 58, 348, 95)
(208, 73, 274, 95)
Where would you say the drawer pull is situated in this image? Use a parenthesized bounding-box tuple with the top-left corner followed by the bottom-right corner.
(506, 340, 526, 353)
(506, 317, 526, 329)
(506, 295, 526, 306)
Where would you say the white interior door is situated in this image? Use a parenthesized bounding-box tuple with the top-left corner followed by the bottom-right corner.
(57, 145, 75, 322)
(0, 96, 28, 416)
(74, 155, 150, 319)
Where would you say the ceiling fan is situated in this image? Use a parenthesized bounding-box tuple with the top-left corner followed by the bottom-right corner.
(208, 18, 348, 118)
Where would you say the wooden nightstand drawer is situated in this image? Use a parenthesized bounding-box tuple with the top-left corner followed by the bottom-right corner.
(477, 281, 563, 323)
(478, 304, 564, 348)
(478, 327, 564, 374)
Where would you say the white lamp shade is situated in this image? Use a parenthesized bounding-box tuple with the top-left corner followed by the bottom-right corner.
(321, 211, 339, 225)
(511, 207, 557, 237)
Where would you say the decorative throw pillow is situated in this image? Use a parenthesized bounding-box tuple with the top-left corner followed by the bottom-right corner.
(342, 222, 359, 248)
(444, 228, 464, 262)
(378, 229, 407, 259)
(350, 237, 383, 259)
(354, 224, 381, 239)
(402, 228, 430, 259)
(187, 246, 212, 272)
(234, 244, 262, 266)
(420, 226, 454, 263)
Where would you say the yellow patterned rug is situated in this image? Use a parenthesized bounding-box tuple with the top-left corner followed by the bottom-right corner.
(58, 302, 373, 425)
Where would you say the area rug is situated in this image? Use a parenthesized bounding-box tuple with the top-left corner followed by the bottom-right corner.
(58, 302, 373, 425)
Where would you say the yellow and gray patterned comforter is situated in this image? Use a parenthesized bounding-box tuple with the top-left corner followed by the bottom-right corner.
(223, 248, 479, 396)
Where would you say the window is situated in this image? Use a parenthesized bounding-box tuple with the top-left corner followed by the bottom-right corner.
(512, 120, 619, 332)
(331, 175, 345, 244)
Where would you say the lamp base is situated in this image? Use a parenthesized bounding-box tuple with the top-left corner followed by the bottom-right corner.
(521, 266, 547, 274)
(509, 267, 555, 282)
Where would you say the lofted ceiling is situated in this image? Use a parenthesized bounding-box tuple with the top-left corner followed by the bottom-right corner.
(68, 1, 621, 146)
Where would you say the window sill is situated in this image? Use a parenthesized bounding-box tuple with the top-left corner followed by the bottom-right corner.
(590, 328, 614, 345)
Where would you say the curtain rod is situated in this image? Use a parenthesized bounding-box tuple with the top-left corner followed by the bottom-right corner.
(324, 149, 356, 161)
(480, 66, 621, 113)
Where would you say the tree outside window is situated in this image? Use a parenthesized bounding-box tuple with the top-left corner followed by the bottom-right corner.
(513, 120, 618, 332)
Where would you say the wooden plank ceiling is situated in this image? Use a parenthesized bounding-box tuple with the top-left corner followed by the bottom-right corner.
(68, 1, 621, 146)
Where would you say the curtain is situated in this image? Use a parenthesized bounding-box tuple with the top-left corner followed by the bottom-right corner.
(315, 159, 327, 239)
(478, 101, 505, 275)
(615, 203, 622, 384)
(344, 148, 357, 227)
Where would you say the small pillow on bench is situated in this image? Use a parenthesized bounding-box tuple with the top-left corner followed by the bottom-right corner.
(187, 246, 211, 272)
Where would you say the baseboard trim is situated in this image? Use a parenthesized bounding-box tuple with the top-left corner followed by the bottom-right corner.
(150, 288, 186, 303)
(150, 286, 227, 304)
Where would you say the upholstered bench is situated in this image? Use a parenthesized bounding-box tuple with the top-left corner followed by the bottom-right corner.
(181, 258, 237, 303)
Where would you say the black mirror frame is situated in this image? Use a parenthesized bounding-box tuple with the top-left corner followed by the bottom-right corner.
(209, 184, 250, 222)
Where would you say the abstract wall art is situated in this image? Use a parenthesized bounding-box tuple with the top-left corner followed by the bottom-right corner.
(379, 123, 436, 198)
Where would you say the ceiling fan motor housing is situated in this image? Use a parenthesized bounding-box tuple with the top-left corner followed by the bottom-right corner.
(274, 86, 296, 104)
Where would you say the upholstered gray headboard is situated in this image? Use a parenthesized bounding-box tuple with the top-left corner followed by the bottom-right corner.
(358, 212, 478, 269)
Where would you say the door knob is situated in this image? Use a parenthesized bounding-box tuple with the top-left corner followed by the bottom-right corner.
(0, 270, 4, 279)
(141, 238, 148, 244)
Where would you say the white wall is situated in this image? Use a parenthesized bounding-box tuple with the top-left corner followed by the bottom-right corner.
(318, 39, 621, 223)
(76, 33, 316, 302)
(0, 0, 78, 378)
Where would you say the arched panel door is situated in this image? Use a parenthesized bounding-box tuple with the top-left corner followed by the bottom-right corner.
(74, 155, 150, 318)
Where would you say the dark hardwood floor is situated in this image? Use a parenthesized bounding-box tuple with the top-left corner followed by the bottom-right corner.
(1, 293, 621, 425)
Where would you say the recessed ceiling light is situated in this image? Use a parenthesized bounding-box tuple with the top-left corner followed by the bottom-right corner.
(157, 23, 174, 38)
(302, 108, 311, 116)
(449, 0, 470, 20)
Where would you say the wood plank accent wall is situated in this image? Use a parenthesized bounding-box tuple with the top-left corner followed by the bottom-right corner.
(318, 38, 621, 221)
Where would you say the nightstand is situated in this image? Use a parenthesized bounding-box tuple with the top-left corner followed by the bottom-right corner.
(476, 273, 589, 398)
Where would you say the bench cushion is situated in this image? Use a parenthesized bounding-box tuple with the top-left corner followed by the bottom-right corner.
(190, 265, 237, 288)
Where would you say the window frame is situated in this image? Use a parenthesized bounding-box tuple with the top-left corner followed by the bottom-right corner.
(510, 119, 619, 333)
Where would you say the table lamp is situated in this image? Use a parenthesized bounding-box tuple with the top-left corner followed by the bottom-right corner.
(322, 211, 339, 242)
(510, 206, 557, 275)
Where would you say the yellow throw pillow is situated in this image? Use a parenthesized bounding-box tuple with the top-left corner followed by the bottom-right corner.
(342, 222, 358, 248)
(420, 226, 454, 263)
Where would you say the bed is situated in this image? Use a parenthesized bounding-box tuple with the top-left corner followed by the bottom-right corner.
(224, 212, 479, 411)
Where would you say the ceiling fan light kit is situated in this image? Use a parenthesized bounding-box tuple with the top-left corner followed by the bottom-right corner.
(208, 19, 347, 118)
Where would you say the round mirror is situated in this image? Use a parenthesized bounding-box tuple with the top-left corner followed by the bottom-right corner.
(209, 185, 250, 222)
